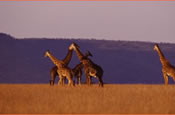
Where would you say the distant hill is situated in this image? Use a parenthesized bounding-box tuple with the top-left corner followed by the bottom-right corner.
(1, 33, 175, 84)
(0, 33, 14, 40)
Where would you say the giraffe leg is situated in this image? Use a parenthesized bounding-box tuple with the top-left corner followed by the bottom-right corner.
(78, 76, 81, 86)
(58, 74, 63, 85)
(85, 72, 90, 86)
(88, 76, 92, 86)
(67, 74, 73, 86)
(163, 73, 168, 85)
(57, 70, 64, 85)
(68, 79, 73, 86)
(87, 76, 91, 86)
(73, 78, 75, 86)
(97, 76, 103, 87)
(58, 78, 61, 85)
(50, 71, 56, 86)
(62, 77, 66, 86)
(74, 75, 79, 85)
(78, 72, 82, 86)
(50, 80, 54, 86)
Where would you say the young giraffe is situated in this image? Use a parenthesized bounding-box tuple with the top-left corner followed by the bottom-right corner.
(44, 50, 74, 86)
(49, 48, 73, 85)
(69, 42, 104, 87)
(50, 51, 93, 85)
(154, 44, 175, 85)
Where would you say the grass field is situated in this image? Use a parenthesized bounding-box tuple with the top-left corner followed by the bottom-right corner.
(0, 84, 175, 114)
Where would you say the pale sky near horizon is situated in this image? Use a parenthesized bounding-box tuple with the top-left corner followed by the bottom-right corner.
(0, 1, 175, 43)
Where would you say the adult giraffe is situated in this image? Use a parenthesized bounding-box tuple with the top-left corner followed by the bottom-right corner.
(49, 48, 73, 85)
(154, 44, 175, 85)
(69, 42, 104, 87)
(44, 50, 74, 86)
(50, 51, 93, 85)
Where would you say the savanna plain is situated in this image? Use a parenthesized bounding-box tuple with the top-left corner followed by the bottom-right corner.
(0, 84, 175, 114)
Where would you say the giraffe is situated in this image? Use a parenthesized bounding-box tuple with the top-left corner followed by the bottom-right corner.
(50, 51, 93, 85)
(44, 50, 74, 86)
(69, 42, 104, 87)
(72, 51, 93, 85)
(71, 63, 83, 85)
(154, 44, 175, 85)
(49, 48, 73, 86)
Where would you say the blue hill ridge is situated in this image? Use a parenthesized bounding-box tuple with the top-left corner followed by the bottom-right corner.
(1, 33, 175, 84)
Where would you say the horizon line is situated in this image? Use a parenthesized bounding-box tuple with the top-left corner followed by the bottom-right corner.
(0, 32, 173, 44)
(0, 0, 175, 2)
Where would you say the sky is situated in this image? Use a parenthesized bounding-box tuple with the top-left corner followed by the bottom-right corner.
(0, 1, 175, 43)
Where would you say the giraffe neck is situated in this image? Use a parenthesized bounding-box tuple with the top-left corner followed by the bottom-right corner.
(72, 51, 91, 72)
(62, 49, 73, 66)
(74, 47, 85, 61)
(156, 46, 167, 65)
(47, 53, 63, 68)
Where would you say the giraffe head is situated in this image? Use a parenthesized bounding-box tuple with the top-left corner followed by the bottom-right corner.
(154, 44, 159, 51)
(44, 50, 50, 57)
(69, 42, 80, 50)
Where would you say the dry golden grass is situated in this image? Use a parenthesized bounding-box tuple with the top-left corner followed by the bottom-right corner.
(0, 84, 175, 114)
